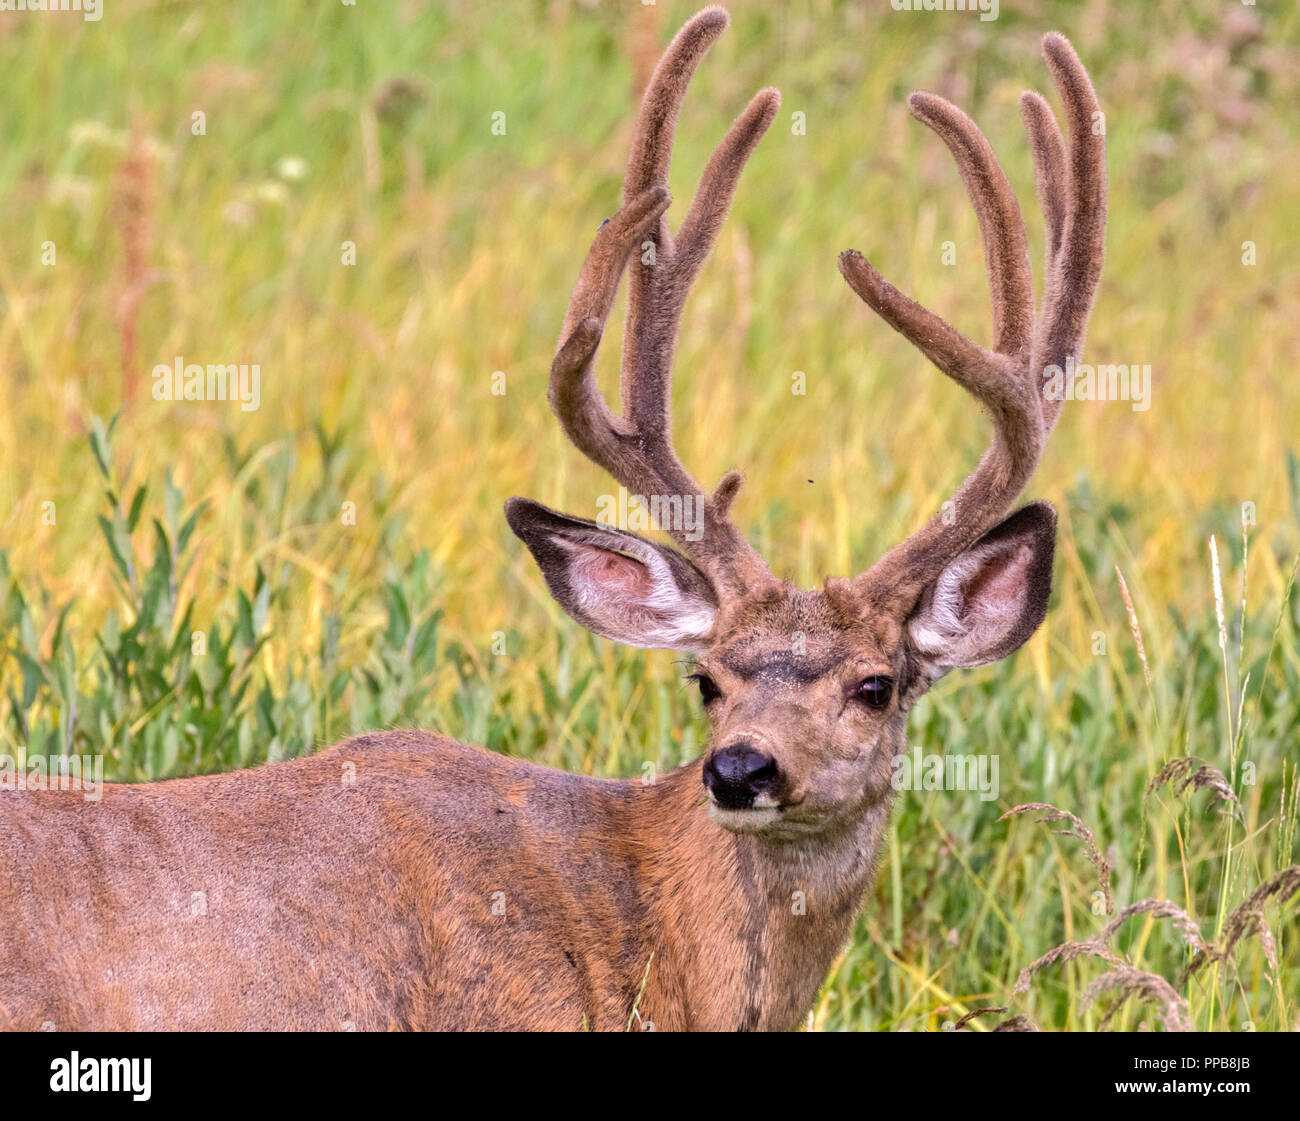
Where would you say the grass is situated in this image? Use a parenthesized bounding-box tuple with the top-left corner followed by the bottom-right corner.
(1, 0, 1298, 1031)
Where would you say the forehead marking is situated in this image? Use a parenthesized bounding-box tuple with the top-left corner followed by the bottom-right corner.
(717, 647, 845, 684)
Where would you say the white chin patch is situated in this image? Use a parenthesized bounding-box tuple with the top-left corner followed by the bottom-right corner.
(708, 805, 783, 833)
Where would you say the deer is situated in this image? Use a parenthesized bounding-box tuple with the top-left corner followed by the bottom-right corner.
(0, 6, 1105, 1031)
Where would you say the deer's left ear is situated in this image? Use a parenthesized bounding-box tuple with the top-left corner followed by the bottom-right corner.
(907, 502, 1056, 669)
(505, 497, 719, 651)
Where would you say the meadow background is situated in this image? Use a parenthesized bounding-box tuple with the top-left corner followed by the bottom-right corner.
(1, 0, 1297, 1031)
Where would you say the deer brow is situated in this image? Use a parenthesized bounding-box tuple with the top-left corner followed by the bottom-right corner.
(717, 648, 845, 684)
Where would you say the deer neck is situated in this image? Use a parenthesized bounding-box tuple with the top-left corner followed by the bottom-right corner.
(633, 758, 896, 1032)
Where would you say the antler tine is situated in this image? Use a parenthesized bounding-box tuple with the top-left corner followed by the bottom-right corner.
(1019, 91, 1068, 269)
(1034, 33, 1107, 433)
(842, 33, 1106, 612)
(622, 82, 781, 437)
(906, 92, 1036, 357)
(550, 6, 779, 600)
(838, 91, 1036, 412)
(549, 184, 672, 468)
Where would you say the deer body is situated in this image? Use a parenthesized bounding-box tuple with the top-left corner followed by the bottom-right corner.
(2, 724, 895, 1031)
(0, 6, 1105, 1031)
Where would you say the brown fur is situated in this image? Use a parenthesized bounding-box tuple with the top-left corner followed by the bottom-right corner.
(0, 722, 891, 1031)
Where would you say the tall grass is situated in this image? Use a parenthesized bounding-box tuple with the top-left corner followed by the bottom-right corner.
(0, 1, 1297, 1030)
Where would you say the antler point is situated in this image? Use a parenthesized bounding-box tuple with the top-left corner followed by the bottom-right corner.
(837, 248, 866, 274)
(680, 5, 730, 46)
(712, 470, 745, 515)
(906, 90, 941, 119)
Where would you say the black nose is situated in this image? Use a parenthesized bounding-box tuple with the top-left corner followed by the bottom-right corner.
(702, 743, 779, 809)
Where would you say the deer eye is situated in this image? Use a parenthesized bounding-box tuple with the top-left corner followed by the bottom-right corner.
(854, 675, 894, 710)
(689, 673, 722, 705)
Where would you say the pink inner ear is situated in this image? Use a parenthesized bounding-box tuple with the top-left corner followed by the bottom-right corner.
(963, 543, 1032, 622)
(570, 544, 652, 600)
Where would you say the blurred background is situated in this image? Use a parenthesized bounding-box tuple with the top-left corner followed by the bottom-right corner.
(0, 0, 1296, 1031)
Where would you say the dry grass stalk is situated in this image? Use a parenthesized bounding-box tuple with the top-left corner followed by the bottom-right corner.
(1015, 941, 1126, 993)
(112, 120, 156, 404)
(1210, 535, 1227, 654)
(1239, 508, 1249, 665)
(1146, 756, 1242, 822)
(1000, 802, 1112, 914)
(1015, 897, 1205, 998)
(1115, 565, 1152, 690)
(992, 1014, 1041, 1032)
(1187, 865, 1300, 980)
(1099, 898, 1205, 953)
(952, 1006, 1007, 1030)
(1081, 966, 1192, 1032)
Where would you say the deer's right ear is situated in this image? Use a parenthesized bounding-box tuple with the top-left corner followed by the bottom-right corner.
(505, 498, 719, 651)
(905, 501, 1057, 670)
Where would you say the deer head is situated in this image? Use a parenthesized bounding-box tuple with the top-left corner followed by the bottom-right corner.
(508, 6, 1105, 841)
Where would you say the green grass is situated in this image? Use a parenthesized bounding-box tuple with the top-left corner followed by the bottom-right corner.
(1, 0, 1297, 1031)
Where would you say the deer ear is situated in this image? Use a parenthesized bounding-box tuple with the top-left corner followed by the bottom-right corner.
(505, 498, 719, 651)
(907, 502, 1056, 669)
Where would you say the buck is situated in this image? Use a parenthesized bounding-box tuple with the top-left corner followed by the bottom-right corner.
(0, 6, 1105, 1031)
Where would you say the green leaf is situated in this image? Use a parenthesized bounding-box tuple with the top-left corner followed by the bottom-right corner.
(88, 415, 114, 481)
(177, 502, 208, 556)
(164, 469, 183, 540)
(126, 485, 148, 533)
(252, 579, 271, 636)
(97, 514, 134, 586)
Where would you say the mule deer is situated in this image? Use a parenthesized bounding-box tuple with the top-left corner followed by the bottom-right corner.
(0, 6, 1105, 1031)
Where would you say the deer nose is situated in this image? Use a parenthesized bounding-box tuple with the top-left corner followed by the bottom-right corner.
(702, 743, 779, 809)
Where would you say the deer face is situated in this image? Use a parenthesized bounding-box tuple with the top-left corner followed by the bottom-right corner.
(689, 593, 906, 838)
(507, 498, 1055, 840)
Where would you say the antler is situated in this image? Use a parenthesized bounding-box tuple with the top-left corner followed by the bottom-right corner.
(548, 5, 780, 600)
(839, 33, 1106, 612)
